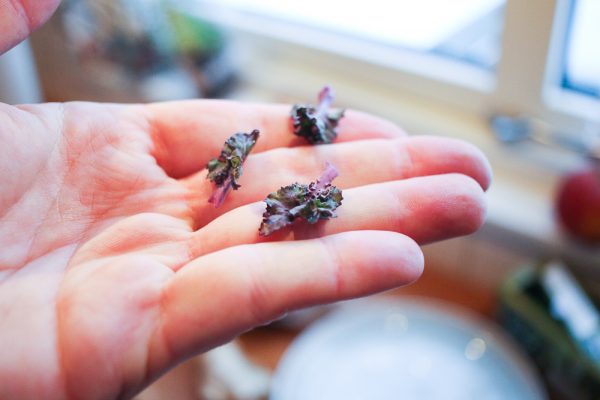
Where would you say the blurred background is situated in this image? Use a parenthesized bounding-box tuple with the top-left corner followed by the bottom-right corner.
(1, 0, 599, 399)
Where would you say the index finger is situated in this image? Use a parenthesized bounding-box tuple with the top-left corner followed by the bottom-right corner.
(144, 100, 406, 178)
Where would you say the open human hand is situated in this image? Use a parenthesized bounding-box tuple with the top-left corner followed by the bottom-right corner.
(0, 100, 491, 399)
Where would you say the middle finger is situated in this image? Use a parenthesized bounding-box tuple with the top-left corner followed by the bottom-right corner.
(183, 135, 491, 228)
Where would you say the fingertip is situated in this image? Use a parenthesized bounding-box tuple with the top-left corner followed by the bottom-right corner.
(374, 231, 424, 285)
(406, 136, 493, 191)
(21, 0, 61, 27)
(453, 141, 493, 192)
(466, 142, 493, 191)
(325, 230, 424, 292)
(441, 173, 488, 237)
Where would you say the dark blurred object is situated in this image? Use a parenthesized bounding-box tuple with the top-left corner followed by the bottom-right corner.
(499, 261, 600, 399)
(168, 7, 237, 98)
(30, 0, 236, 102)
(556, 162, 600, 245)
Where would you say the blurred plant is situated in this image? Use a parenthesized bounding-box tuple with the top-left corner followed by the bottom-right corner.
(167, 6, 235, 97)
(59, 0, 235, 98)
(62, 0, 173, 74)
(168, 7, 225, 63)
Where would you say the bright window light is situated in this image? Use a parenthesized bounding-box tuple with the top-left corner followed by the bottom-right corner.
(562, 0, 600, 98)
(212, 0, 505, 68)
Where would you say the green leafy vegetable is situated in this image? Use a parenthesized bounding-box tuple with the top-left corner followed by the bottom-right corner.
(291, 86, 345, 144)
(259, 162, 343, 236)
(207, 129, 260, 207)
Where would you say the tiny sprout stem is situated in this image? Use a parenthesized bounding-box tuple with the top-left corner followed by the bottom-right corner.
(314, 162, 339, 191)
(316, 85, 335, 118)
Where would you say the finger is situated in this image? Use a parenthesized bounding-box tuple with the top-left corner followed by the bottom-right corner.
(144, 100, 405, 178)
(185, 136, 491, 226)
(189, 173, 486, 258)
(0, 0, 61, 54)
(159, 231, 423, 358)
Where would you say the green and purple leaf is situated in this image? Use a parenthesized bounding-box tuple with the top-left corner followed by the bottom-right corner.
(207, 129, 260, 207)
(291, 86, 345, 144)
(259, 162, 343, 236)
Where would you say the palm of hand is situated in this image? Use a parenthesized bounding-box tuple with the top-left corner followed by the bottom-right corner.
(0, 100, 490, 399)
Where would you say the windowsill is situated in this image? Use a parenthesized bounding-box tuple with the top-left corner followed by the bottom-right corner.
(544, 86, 600, 124)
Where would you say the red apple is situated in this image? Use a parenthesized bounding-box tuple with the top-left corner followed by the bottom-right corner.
(556, 165, 600, 244)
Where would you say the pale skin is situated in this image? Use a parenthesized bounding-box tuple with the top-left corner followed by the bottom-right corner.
(0, 2, 492, 399)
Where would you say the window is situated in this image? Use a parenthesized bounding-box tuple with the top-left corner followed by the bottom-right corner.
(183, 0, 599, 131)
(560, 0, 600, 99)
(212, 0, 505, 70)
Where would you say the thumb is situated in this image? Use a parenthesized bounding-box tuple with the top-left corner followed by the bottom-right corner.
(0, 0, 61, 54)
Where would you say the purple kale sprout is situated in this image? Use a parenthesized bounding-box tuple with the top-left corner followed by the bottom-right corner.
(207, 129, 260, 207)
(259, 162, 343, 236)
(291, 85, 345, 144)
